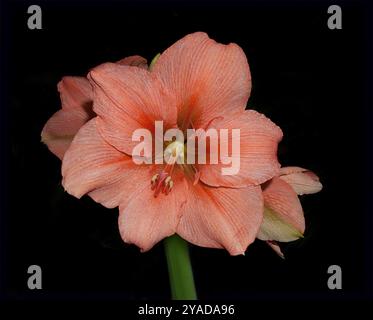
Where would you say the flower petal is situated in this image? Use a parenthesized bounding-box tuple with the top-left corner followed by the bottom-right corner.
(152, 32, 251, 130)
(62, 118, 153, 209)
(41, 110, 93, 160)
(41, 77, 94, 159)
(57, 76, 93, 111)
(266, 241, 285, 259)
(118, 170, 188, 252)
(88, 63, 177, 155)
(177, 184, 263, 255)
(197, 110, 283, 187)
(116, 55, 148, 69)
(257, 177, 304, 242)
(279, 166, 323, 195)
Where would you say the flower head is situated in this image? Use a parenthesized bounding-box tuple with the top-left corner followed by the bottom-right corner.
(43, 32, 284, 255)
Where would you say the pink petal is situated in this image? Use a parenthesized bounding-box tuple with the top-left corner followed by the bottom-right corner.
(152, 32, 251, 130)
(266, 241, 285, 259)
(41, 77, 94, 159)
(41, 57, 150, 160)
(257, 177, 304, 242)
(41, 109, 93, 160)
(279, 166, 323, 195)
(177, 184, 263, 255)
(197, 110, 283, 187)
(62, 118, 153, 209)
(88, 63, 177, 155)
(57, 76, 93, 111)
(116, 55, 148, 69)
(118, 169, 188, 252)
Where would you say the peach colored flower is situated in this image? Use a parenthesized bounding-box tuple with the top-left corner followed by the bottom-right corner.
(41, 56, 147, 159)
(45, 32, 284, 255)
(257, 166, 323, 258)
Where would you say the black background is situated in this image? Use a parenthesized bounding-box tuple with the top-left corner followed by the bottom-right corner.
(1, 0, 372, 303)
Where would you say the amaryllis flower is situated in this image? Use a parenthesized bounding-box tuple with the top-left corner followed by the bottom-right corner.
(257, 166, 323, 257)
(46, 32, 284, 255)
(41, 56, 147, 159)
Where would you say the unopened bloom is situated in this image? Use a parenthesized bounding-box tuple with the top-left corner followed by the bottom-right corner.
(43, 32, 283, 255)
(257, 166, 323, 257)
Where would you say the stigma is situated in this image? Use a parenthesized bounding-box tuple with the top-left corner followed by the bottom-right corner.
(164, 140, 185, 165)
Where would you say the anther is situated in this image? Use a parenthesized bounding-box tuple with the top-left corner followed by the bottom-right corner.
(151, 174, 159, 190)
(163, 176, 174, 194)
(166, 180, 174, 195)
(151, 171, 175, 197)
(165, 176, 172, 185)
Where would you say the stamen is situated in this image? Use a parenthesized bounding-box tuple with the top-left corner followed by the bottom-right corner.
(151, 174, 159, 190)
(152, 171, 174, 198)
(164, 176, 172, 187)
(150, 140, 186, 197)
(166, 180, 174, 195)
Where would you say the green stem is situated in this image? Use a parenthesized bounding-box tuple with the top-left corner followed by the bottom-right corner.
(164, 235, 197, 300)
